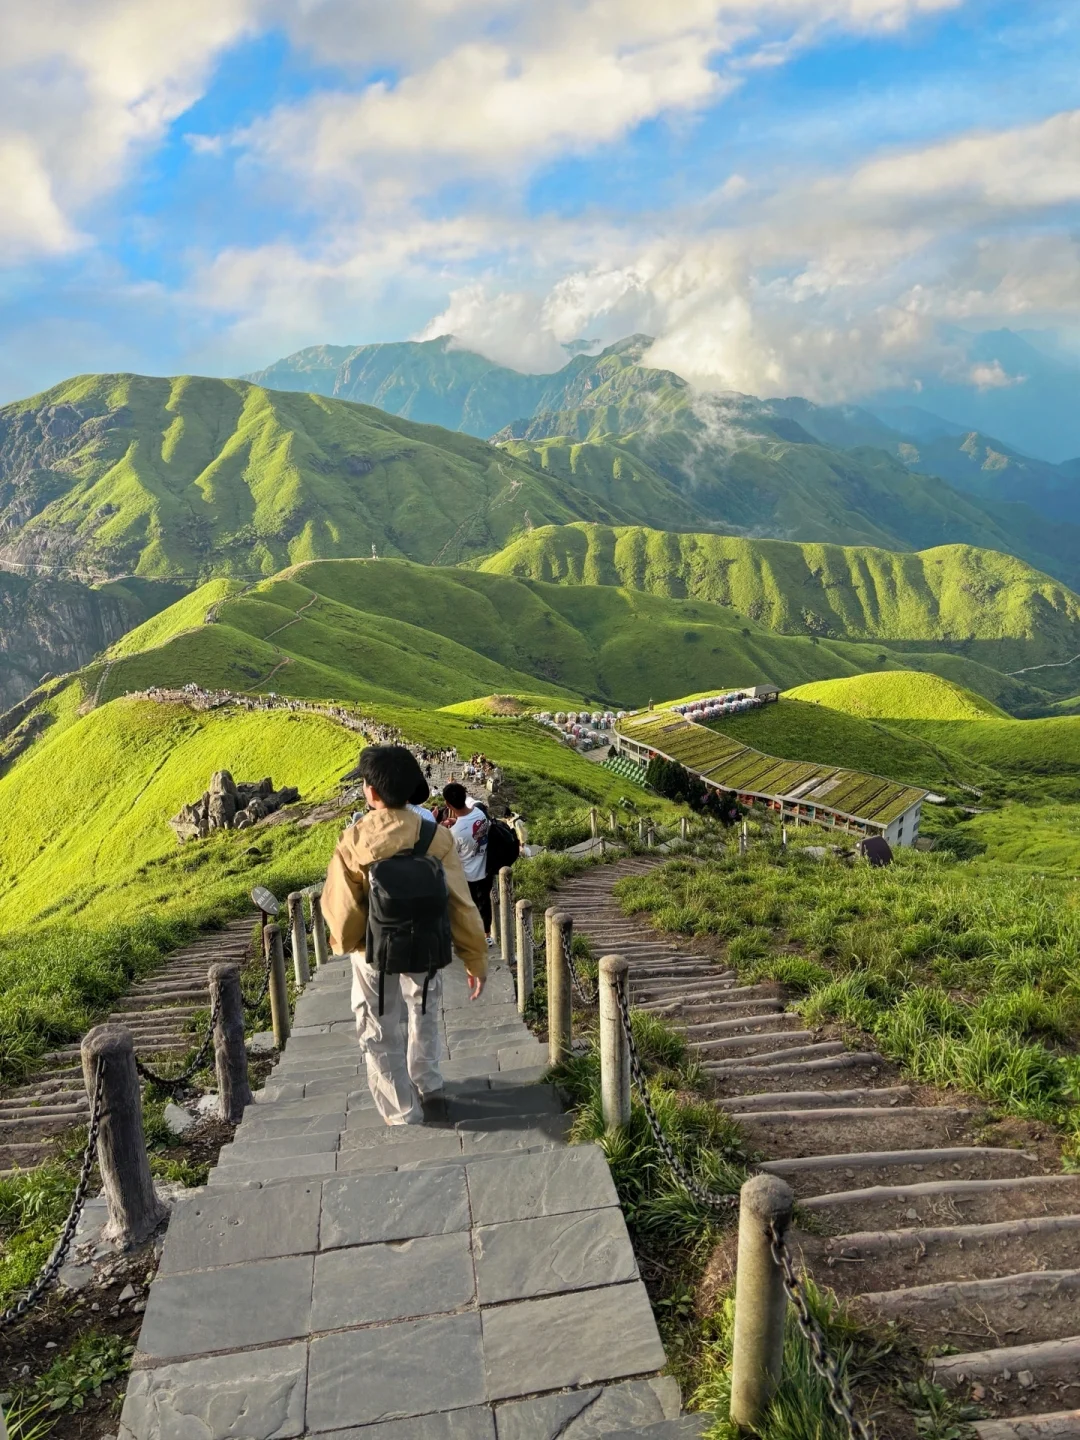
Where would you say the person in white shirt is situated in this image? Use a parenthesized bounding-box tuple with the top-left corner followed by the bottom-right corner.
(442, 782, 494, 946)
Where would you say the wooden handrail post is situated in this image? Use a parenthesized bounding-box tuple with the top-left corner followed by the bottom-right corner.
(589, 806, 599, 839)
(81, 1026, 167, 1246)
(730, 1174, 795, 1431)
(265, 923, 291, 1049)
(547, 911, 573, 1066)
(515, 899, 534, 1014)
(287, 892, 310, 986)
(498, 866, 514, 963)
(310, 894, 330, 968)
(599, 956, 631, 1131)
(209, 963, 252, 1123)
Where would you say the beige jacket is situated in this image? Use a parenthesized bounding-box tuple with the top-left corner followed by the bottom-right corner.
(321, 807, 488, 980)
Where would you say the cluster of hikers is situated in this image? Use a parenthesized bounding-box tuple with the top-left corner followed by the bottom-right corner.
(322, 745, 520, 1127)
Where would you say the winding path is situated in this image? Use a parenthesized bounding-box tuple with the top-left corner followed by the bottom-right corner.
(552, 859, 1080, 1440)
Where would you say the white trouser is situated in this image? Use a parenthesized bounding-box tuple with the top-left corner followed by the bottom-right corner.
(349, 954, 443, 1125)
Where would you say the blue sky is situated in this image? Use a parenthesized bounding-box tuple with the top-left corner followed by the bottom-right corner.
(1, 0, 1079, 433)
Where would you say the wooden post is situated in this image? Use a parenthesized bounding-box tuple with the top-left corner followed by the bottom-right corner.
(680, 815, 689, 842)
(310, 894, 330, 969)
(638, 815, 647, 844)
(741, 820, 749, 855)
(209, 963, 252, 1124)
(547, 911, 573, 1066)
(498, 866, 514, 961)
(81, 1026, 167, 1246)
(589, 806, 599, 839)
(599, 956, 631, 1131)
(265, 923, 291, 1049)
(609, 808, 619, 835)
(781, 824, 788, 850)
(730, 1174, 795, 1431)
(647, 822, 655, 849)
(288, 892, 310, 986)
(515, 899, 534, 1014)
(544, 906, 557, 984)
(491, 879, 501, 947)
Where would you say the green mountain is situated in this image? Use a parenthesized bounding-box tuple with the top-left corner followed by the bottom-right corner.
(479, 523, 1080, 696)
(492, 350, 1080, 586)
(770, 398, 1080, 525)
(0, 373, 616, 580)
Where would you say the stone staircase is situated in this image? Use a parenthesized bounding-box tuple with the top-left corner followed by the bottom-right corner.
(119, 928, 712, 1439)
(554, 860, 1080, 1440)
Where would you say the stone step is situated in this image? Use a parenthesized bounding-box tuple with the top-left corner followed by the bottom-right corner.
(721, 1087, 913, 1114)
(707, 1051, 886, 1085)
(975, 1410, 1080, 1440)
(683, 1013, 802, 1037)
(932, 1335, 1080, 1388)
(735, 1107, 974, 1159)
(0, 1101, 88, 1121)
(760, 1147, 1042, 1198)
(801, 1175, 1080, 1229)
(702, 1041, 848, 1072)
(642, 999, 783, 1020)
(857, 1269, 1080, 1348)
(595, 1417, 712, 1439)
(690, 1030, 813, 1056)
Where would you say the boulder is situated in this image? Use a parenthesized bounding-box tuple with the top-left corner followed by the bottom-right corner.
(170, 773, 298, 840)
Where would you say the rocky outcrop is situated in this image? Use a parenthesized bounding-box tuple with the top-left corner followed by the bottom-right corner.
(169, 770, 301, 841)
(0, 570, 186, 710)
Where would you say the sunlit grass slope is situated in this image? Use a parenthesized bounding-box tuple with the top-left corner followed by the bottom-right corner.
(788, 671, 1007, 721)
(63, 556, 1014, 717)
(0, 373, 616, 579)
(480, 524, 1080, 686)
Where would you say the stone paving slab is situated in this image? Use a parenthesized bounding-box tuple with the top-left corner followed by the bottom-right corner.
(137, 1254, 315, 1359)
(492, 1377, 682, 1440)
(307, 1313, 486, 1431)
(312, 1408, 497, 1440)
(321, 1167, 471, 1247)
(482, 1282, 667, 1399)
(474, 1208, 638, 1303)
(466, 1146, 619, 1225)
(206, 1152, 337, 1186)
(312, 1232, 475, 1329)
(158, 1180, 321, 1274)
(119, 1342, 308, 1440)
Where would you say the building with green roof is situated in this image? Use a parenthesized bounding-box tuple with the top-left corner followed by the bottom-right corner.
(614, 696, 927, 847)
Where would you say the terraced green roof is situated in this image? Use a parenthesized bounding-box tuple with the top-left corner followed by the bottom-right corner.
(619, 707, 926, 829)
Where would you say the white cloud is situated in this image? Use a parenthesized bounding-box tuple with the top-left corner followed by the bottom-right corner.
(0, 0, 258, 261)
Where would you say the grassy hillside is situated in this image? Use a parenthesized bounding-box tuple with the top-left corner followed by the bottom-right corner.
(788, 671, 1006, 721)
(0, 374, 618, 579)
(68, 556, 1065, 720)
(482, 525, 1080, 676)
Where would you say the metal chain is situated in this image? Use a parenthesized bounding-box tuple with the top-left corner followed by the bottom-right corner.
(0, 1063, 105, 1330)
(768, 1223, 874, 1440)
(134, 1000, 218, 1090)
(613, 976, 736, 1212)
(565, 947, 599, 1005)
(242, 953, 273, 1012)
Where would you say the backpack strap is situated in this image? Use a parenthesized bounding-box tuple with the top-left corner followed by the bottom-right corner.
(413, 818, 437, 857)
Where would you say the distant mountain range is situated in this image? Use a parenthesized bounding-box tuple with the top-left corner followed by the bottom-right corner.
(245, 333, 1080, 528)
(3, 341, 1080, 713)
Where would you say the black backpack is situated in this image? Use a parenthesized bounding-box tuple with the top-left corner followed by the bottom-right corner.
(366, 819, 452, 1014)
(485, 816, 521, 876)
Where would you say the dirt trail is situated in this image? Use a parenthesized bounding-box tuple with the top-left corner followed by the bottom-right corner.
(554, 860, 1080, 1440)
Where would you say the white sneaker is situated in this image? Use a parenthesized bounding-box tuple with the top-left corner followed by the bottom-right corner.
(486, 935, 496, 948)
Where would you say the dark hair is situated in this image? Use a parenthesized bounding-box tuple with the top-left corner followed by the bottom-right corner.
(356, 746, 425, 808)
(409, 776, 431, 806)
(443, 782, 467, 810)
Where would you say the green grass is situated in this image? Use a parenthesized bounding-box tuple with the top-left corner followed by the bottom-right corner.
(788, 670, 1006, 720)
(0, 373, 611, 579)
(614, 849, 1080, 1140)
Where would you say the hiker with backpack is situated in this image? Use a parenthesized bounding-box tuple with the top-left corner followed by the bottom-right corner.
(322, 747, 487, 1126)
(442, 782, 521, 949)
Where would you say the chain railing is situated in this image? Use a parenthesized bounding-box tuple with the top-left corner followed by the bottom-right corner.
(0, 1063, 105, 1331)
(565, 947, 599, 1006)
(134, 999, 218, 1091)
(768, 1223, 874, 1440)
(242, 951, 274, 1012)
(612, 974, 737, 1212)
